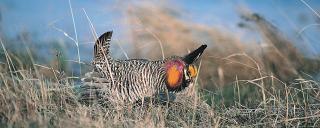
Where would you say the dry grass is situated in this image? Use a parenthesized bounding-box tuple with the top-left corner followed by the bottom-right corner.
(1, 49, 320, 127)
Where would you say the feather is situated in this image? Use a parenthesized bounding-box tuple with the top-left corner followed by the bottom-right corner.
(94, 31, 113, 63)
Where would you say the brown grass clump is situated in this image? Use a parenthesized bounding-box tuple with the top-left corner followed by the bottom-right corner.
(0, 67, 215, 127)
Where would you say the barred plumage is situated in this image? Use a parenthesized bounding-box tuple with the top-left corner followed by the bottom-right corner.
(80, 31, 206, 105)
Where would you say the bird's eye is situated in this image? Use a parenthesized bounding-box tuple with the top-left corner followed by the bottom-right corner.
(188, 65, 197, 78)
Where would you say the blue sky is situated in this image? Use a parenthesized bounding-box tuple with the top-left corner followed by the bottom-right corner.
(1, 0, 320, 59)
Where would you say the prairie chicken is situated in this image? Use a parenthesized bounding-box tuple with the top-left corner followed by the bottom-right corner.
(80, 31, 207, 105)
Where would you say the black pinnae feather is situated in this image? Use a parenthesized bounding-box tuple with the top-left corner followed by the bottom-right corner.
(94, 31, 113, 62)
(183, 44, 207, 64)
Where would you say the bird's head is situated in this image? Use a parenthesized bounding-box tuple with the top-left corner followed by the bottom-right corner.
(164, 44, 207, 92)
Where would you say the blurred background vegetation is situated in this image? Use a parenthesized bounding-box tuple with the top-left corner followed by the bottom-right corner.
(1, 1, 320, 127)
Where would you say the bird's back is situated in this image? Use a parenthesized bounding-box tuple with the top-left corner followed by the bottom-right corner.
(107, 59, 166, 103)
(80, 58, 167, 105)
